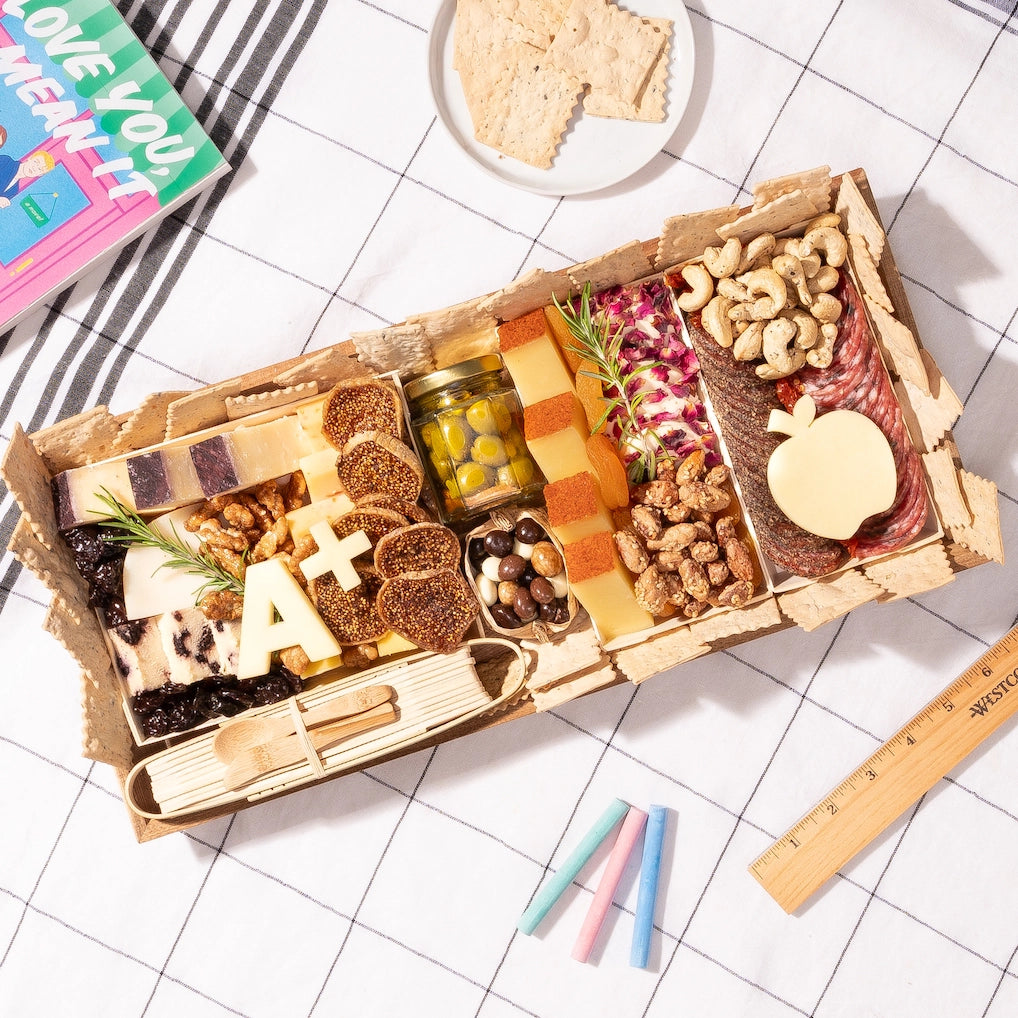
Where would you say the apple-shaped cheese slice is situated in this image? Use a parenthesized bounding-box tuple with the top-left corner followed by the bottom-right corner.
(766, 394, 897, 541)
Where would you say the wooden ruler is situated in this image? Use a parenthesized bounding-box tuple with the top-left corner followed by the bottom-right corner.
(749, 624, 1018, 913)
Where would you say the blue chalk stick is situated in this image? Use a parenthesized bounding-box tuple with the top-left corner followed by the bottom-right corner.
(630, 805, 668, 968)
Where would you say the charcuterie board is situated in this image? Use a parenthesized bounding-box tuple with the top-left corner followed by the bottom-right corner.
(1, 166, 1003, 841)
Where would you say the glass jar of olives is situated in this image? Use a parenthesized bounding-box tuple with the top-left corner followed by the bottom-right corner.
(404, 355, 544, 525)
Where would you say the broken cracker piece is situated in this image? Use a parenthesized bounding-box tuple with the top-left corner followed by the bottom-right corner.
(531, 662, 618, 710)
(351, 323, 435, 379)
(848, 232, 893, 313)
(836, 171, 885, 264)
(949, 470, 1003, 563)
(753, 165, 832, 215)
(777, 569, 883, 632)
(567, 239, 654, 293)
(406, 299, 498, 369)
(583, 16, 672, 122)
(2, 424, 61, 552)
(524, 624, 606, 692)
(477, 266, 573, 322)
(717, 189, 820, 244)
(922, 446, 973, 532)
(864, 296, 930, 395)
(613, 626, 711, 684)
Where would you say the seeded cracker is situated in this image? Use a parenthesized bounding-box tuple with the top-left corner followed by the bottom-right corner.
(921, 446, 973, 532)
(351, 323, 435, 378)
(655, 205, 742, 271)
(567, 240, 655, 293)
(863, 295, 930, 395)
(864, 543, 956, 602)
(778, 569, 883, 632)
(716, 189, 821, 244)
(545, 0, 666, 108)
(583, 16, 672, 121)
(894, 352, 963, 453)
(474, 56, 584, 169)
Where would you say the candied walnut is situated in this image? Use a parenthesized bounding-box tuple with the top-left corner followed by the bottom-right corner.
(647, 522, 698, 552)
(253, 480, 286, 521)
(342, 644, 379, 669)
(635, 564, 670, 615)
(690, 540, 720, 563)
(222, 500, 256, 531)
(614, 529, 650, 574)
(200, 589, 244, 621)
(198, 518, 248, 553)
(207, 543, 246, 581)
(279, 645, 311, 676)
(724, 538, 756, 582)
(678, 558, 710, 601)
(718, 579, 755, 607)
(249, 518, 289, 564)
(632, 479, 680, 509)
(675, 449, 706, 484)
(630, 504, 664, 541)
(284, 470, 308, 511)
(679, 481, 731, 513)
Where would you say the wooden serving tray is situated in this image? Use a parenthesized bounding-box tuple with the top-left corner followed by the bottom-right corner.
(2, 167, 1002, 841)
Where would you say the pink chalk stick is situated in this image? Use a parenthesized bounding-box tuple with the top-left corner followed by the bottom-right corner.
(571, 806, 648, 963)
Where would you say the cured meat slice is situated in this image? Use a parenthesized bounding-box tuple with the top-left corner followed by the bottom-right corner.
(686, 314, 847, 579)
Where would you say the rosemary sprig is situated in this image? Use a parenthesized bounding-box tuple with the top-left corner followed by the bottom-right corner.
(91, 488, 245, 602)
(553, 283, 670, 483)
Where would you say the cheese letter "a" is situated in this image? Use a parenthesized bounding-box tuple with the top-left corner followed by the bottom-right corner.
(236, 557, 342, 679)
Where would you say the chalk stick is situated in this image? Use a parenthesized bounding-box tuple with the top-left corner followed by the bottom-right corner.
(630, 805, 668, 968)
(517, 797, 630, 936)
(571, 806, 648, 963)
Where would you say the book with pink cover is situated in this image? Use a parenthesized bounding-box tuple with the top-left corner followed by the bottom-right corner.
(0, 0, 229, 333)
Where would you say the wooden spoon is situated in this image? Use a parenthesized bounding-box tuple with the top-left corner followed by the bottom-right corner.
(222, 701, 398, 791)
(212, 684, 395, 764)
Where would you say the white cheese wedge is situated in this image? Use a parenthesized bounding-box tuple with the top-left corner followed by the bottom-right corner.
(123, 505, 207, 621)
(299, 447, 343, 501)
(296, 400, 332, 455)
(285, 492, 355, 543)
(232, 415, 303, 487)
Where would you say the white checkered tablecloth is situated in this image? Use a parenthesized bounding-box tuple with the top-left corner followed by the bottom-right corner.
(3, 1, 1018, 1015)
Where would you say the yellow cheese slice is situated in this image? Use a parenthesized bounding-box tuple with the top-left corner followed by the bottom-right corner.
(285, 492, 356, 543)
(299, 447, 343, 501)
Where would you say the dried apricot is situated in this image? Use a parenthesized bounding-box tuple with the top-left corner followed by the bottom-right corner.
(575, 358, 607, 434)
(586, 433, 630, 510)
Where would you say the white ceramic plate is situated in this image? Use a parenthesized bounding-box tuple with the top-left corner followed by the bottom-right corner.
(428, 0, 696, 196)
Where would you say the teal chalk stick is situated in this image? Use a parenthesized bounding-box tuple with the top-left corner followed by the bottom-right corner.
(517, 797, 630, 935)
(630, 805, 668, 968)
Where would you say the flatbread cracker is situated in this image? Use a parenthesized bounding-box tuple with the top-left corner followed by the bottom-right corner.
(685, 596, 782, 644)
(531, 662, 618, 710)
(406, 299, 499, 370)
(110, 390, 186, 454)
(2, 424, 60, 551)
(524, 625, 606, 692)
(351, 323, 435, 378)
(30, 405, 121, 473)
(474, 57, 583, 169)
(583, 16, 671, 122)
(863, 542, 955, 602)
(950, 470, 1004, 563)
(272, 341, 363, 391)
(922, 446, 972, 531)
(655, 204, 742, 270)
(778, 568, 883, 632)
(567, 239, 654, 292)
(225, 382, 320, 421)
(848, 232, 893, 312)
(864, 295, 930, 395)
(753, 165, 832, 215)
(545, 0, 666, 107)
(894, 351, 962, 453)
(9, 514, 92, 624)
(716, 190, 821, 243)
(44, 602, 112, 682)
(836, 171, 885, 264)
(477, 266, 574, 320)
(613, 626, 711, 684)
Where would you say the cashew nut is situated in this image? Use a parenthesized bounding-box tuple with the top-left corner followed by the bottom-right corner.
(807, 322, 838, 368)
(805, 212, 842, 233)
(736, 232, 775, 274)
(801, 226, 848, 267)
(717, 276, 750, 302)
(771, 253, 813, 307)
(732, 320, 764, 361)
(799, 252, 822, 278)
(675, 262, 715, 311)
(755, 317, 805, 379)
(780, 309, 819, 350)
(702, 237, 742, 278)
(807, 264, 839, 293)
(809, 292, 842, 324)
(743, 267, 787, 320)
(702, 294, 735, 347)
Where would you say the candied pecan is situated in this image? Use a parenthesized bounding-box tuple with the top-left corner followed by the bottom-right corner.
(679, 481, 731, 513)
(706, 560, 731, 586)
(614, 529, 650, 574)
(724, 538, 756, 582)
(678, 558, 710, 601)
(630, 504, 664, 541)
(199, 589, 244, 621)
(682, 598, 708, 618)
(704, 464, 730, 488)
(690, 540, 720, 563)
(663, 501, 692, 523)
(655, 457, 677, 483)
(632, 479, 680, 509)
(715, 516, 739, 544)
(635, 564, 670, 615)
(663, 572, 688, 607)
(674, 448, 706, 484)
(655, 549, 688, 573)
(718, 579, 755, 607)
(692, 519, 715, 542)
(647, 522, 698, 552)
